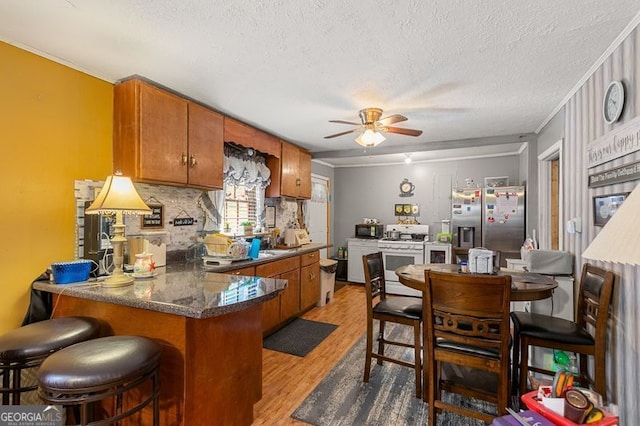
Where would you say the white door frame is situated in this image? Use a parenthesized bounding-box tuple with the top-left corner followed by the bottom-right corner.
(537, 139, 564, 250)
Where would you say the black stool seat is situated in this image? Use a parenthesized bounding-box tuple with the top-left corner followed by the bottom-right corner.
(38, 336, 162, 426)
(38, 335, 161, 391)
(0, 316, 103, 405)
(0, 317, 103, 362)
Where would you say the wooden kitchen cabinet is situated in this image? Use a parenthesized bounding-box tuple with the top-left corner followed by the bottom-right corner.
(187, 103, 224, 188)
(223, 117, 280, 157)
(300, 251, 320, 310)
(265, 140, 312, 199)
(256, 256, 301, 333)
(113, 79, 224, 189)
(223, 266, 256, 277)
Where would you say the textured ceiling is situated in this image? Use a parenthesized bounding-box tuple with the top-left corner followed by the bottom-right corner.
(1, 1, 639, 166)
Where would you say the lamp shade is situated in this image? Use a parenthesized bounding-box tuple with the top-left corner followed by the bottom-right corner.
(582, 182, 640, 265)
(85, 174, 151, 215)
(355, 129, 386, 147)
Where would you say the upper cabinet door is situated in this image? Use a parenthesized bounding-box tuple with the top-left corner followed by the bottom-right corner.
(138, 83, 189, 184)
(265, 140, 312, 199)
(114, 79, 223, 190)
(188, 103, 223, 189)
(280, 141, 300, 197)
(297, 149, 312, 199)
(114, 79, 188, 185)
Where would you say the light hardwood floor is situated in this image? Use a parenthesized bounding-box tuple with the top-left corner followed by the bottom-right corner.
(252, 283, 367, 425)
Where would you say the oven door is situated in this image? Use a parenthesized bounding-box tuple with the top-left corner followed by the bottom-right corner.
(380, 249, 423, 297)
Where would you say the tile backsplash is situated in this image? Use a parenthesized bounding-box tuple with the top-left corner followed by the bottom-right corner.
(75, 180, 300, 259)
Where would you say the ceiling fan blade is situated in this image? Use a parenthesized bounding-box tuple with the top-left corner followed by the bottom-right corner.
(377, 114, 408, 126)
(324, 128, 360, 139)
(328, 120, 361, 125)
(383, 126, 423, 137)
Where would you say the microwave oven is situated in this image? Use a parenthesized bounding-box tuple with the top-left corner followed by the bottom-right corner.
(355, 224, 384, 239)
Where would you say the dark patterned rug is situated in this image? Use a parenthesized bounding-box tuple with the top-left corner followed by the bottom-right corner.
(263, 318, 338, 357)
(292, 323, 497, 425)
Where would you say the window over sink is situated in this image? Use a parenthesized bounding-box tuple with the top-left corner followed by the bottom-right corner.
(224, 183, 257, 234)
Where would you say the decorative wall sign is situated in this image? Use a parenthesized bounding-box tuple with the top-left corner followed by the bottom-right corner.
(593, 193, 628, 226)
(141, 204, 164, 229)
(170, 209, 196, 227)
(399, 178, 415, 197)
(173, 217, 195, 226)
(586, 115, 640, 168)
(265, 205, 276, 228)
(394, 204, 420, 216)
(589, 160, 640, 187)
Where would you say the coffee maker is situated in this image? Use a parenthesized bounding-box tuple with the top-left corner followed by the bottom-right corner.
(83, 201, 114, 275)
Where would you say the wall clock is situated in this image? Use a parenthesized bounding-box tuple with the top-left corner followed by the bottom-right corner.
(603, 80, 625, 124)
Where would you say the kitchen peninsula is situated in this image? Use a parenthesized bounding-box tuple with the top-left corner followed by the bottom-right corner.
(33, 264, 286, 426)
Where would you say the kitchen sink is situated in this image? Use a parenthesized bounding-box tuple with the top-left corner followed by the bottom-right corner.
(259, 249, 294, 257)
(258, 252, 277, 258)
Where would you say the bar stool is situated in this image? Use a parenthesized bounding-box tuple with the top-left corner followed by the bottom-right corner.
(0, 316, 104, 404)
(37, 335, 161, 425)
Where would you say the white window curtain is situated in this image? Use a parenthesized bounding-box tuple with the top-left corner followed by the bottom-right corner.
(222, 145, 271, 228)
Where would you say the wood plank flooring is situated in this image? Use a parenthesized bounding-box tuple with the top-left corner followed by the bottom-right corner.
(252, 283, 367, 425)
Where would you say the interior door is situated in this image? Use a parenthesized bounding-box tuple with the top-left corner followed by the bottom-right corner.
(306, 175, 329, 259)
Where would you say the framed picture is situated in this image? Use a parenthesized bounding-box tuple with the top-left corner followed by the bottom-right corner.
(141, 203, 164, 229)
(593, 192, 628, 226)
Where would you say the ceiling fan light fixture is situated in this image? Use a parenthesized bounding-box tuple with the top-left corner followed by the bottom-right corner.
(355, 129, 385, 147)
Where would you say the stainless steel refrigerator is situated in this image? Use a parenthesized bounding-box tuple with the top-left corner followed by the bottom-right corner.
(482, 186, 525, 263)
(451, 188, 483, 263)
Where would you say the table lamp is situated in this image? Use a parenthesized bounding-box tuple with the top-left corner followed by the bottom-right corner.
(582, 182, 640, 265)
(85, 173, 152, 287)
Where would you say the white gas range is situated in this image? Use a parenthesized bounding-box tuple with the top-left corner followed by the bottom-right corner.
(378, 224, 430, 297)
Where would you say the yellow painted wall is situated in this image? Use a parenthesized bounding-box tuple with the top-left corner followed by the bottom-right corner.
(0, 42, 113, 334)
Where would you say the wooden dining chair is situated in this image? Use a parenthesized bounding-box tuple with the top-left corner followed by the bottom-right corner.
(511, 263, 614, 402)
(424, 270, 512, 424)
(362, 252, 423, 398)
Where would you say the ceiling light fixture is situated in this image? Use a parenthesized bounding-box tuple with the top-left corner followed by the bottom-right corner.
(355, 127, 385, 147)
(404, 154, 412, 164)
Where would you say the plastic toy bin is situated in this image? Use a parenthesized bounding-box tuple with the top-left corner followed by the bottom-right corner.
(521, 391, 618, 426)
(51, 260, 93, 284)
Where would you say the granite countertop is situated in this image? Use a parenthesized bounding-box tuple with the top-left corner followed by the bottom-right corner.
(199, 243, 330, 272)
(33, 265, 287, 319)
(33, 243, 330, 319)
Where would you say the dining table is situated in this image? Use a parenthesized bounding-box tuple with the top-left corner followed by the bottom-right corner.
(394, 263, 558, 402)
(395, 263, 558, 302)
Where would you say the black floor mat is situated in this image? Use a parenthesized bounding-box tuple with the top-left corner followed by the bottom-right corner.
(263, 318, 338, 357)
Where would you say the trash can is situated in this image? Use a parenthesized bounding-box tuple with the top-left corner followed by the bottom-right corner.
(319, 258, 338, 307)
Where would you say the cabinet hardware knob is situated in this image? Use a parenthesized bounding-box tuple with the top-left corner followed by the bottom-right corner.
(190, 156, 197, 167)
(181, 153, 188, 165)
(296, 178, 301, 186)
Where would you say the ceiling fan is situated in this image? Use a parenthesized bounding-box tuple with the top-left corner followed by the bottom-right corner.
(324, 107, 423, 147)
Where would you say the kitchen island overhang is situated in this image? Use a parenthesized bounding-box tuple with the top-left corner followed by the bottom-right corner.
(33, 268, 287, 426)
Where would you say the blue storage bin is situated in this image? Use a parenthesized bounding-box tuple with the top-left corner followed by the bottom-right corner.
(51, 260, 93, 284)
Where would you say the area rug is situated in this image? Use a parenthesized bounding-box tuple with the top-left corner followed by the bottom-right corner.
(292, 323, 497, 425)
(263, 318, 338, 357)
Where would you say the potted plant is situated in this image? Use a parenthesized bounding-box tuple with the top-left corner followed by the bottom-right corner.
(223, 222, 231, 233)
(240, 221, 253, 235)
